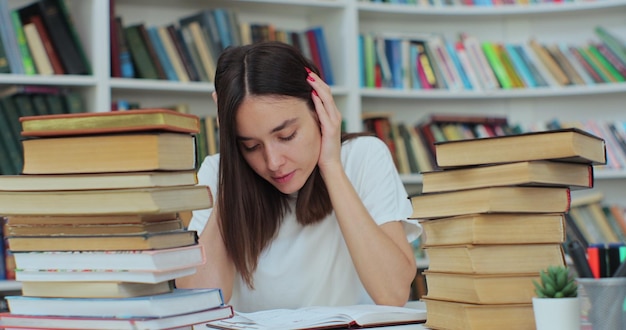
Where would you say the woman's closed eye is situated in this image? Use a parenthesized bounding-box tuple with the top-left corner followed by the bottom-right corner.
(279, 131, 297, 142)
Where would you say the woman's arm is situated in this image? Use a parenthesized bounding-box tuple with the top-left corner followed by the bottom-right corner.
(175, 206, 236, 302)
(307, 71, 416, 306)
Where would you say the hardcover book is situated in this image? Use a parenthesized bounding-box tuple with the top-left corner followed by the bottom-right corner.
(21, 280, 174, 298)
(0, 170, 198, 191)
(21, 132, 197, 174)
(0, 306, 234, 330)
(424, 243, 565, 274)
(16, 266, 198, 284)
(6, 218, 184, 236)
(0, 185, 213, 216)
(20, 108, 200, 136)
(7, 229, 198, 252)
(419, 213, 566, 246)
(13, 244, 204, 272)
(434, 128, 606, 168)
(5, 288, 224, 318)
(423, 298, 534, 330)
(420, 160, 593, 193)
(5, 213, 179, 225)
(410, 186, 571, 220)
(423, 271, 540, 304)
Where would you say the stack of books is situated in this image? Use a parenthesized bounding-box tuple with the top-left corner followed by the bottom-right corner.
(0, 109, 233, 329)
(410, 128, 606, 330)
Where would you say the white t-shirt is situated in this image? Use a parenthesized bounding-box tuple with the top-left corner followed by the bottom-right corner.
(189, 136, 421, 312)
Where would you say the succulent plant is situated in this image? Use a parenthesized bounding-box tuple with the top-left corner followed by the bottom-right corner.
(533, 265, 578, 298)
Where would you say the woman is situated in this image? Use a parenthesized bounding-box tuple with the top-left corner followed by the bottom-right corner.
(176, 41, 421, 312)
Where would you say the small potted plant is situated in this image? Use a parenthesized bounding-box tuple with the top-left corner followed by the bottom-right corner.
(532, 265, 580, 330)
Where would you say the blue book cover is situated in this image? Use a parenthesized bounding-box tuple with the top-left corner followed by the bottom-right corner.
(513, 44, 548, 87)
(409, 43, 421, 90)
(445, 40, 472, 90)
(310, 26, 334, 86)
(0, 1, 24, 74)
(504, 43, 537, 88)
(147, 26, 178, 81)
(385, 38, 404, 89)
(212, 8, 232, 49)
(358, 34, 365, 87)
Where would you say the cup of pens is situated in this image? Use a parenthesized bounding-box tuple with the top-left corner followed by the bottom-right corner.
(577, 277, 626, 330)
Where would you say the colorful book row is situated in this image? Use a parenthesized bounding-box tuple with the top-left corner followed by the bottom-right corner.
(358, 26, 626, 91)
(0, 0, 91, 75)
(363, 113, 626, 175)
(111, 6, 334, 85)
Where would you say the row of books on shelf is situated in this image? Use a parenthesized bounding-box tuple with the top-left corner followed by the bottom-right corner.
(0, 108, 236, 329)
(0, 0, 91, 76)
(111, 6, 334, 84)
(358, 26, 626, 91)
(361, 0, 607, 7)
(363, 113, 626, 175)
(407, 128, 606, 329)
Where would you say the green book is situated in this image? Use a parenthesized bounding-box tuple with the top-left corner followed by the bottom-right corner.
(577, 46, 611, 83)
(10, 10, 36, 75)
(482, 41, 513, 89)
(124, 24, 160, 79)
(0, 32, 9, 73)
(594, 26, 626, 70)
(587, 44, 625, 82)
(0, 99, 23, 174)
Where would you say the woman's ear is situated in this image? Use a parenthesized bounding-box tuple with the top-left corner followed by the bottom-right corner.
(211, 91, 218, 105)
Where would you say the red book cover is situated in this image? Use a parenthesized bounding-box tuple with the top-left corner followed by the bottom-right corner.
(27, 15, 65, 74)
(305, 29, 323, 76)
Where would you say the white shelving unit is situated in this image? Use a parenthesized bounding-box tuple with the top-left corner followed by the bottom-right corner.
(1, 0, 625, 203)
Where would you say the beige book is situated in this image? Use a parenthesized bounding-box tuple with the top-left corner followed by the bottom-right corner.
(158, 26, 190, 82)
(420, 213, 566, 246)
(424, 243, 565, 274)
(21, 280, 174, 298)
(423, 298, 534, 330)
(23, 23, 53, 75)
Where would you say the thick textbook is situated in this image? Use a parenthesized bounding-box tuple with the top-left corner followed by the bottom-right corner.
(13, 244, 204, 272)
(420, 213, 566, 246)
(421, 160, 593, 193)
(0, 170, 198, 191)
(5, 288, 224, 318)
(434, 128, 606, 168)
(423, 271, 539, 304)
(424, 243, 565, 274)
(206, 304, 426, 329)
(21, 132, 196, 174)
(20, 108, 200, 136)
(410, 186, 571, 219)
(0, 185, 212, 216)
(7, 229, 198, 252)
(423, 298, 534, 330)
(21, 280, 174, 298)
(0, 306, 234, 330)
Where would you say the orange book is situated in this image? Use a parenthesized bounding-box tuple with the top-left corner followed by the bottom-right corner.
(20, 108, 200, 137)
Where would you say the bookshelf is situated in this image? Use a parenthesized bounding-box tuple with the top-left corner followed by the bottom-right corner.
(1, 1, 626, 259)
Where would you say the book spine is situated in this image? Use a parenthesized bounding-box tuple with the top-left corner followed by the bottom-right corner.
(9, 11, 36, 75)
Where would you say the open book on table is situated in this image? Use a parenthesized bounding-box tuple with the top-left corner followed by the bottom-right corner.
(199, 304, 427, 329)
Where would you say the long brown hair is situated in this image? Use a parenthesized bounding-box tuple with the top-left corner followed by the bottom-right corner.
(214, 42, 338, 288)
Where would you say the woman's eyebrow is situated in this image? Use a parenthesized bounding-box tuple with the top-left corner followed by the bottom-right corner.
(237, 118, 298, 141)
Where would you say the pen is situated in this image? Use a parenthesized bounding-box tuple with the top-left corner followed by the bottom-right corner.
(567, 240, 594, 278)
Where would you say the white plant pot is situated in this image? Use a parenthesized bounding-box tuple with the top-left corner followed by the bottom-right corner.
(532, 297, 581, 330)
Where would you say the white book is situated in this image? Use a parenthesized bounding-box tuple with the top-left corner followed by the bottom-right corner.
(5, 289, 224, 318)
(15, 266, 197, 284)
(13, 244, 204, 272)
